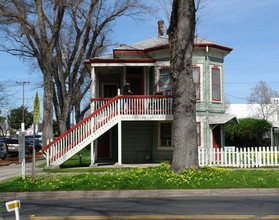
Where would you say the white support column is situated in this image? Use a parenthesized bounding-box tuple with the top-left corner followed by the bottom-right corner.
(91, 66, 96, 113)
(90, 141, 98, 167)
(90, 142, 95, 166)
(91, 66, 96, 98)
(118, 121, 122, 165)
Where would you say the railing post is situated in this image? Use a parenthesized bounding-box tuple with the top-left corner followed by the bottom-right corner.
(118, 95, 121, 116)
(118, 120, 122, 165)
(46, 148, 49, 167)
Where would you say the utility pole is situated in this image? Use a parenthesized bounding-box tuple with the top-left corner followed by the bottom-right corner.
(17, 81, 30, 131)
(16, 81, 30, 180)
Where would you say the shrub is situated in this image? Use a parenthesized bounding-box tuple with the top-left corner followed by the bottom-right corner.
(225, 118, 271, 147)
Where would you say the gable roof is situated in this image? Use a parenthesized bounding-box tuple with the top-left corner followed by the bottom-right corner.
(114, 36, 233, 52)
(84, 36, 232, 64)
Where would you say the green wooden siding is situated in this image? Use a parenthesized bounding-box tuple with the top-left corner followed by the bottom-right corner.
(122, 121, 154, 163)
(121, 121, 173, 163)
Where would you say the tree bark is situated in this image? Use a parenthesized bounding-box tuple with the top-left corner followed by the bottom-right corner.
(42, 72, 54, 147)
(167, 0, 198, 172)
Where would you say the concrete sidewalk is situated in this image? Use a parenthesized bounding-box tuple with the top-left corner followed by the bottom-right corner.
(1, 188, 279, 201)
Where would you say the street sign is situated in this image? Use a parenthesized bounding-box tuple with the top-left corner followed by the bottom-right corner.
(33, 92, 40, 124)
(6, 200, 20, 212)
(6, 200, 21, 220)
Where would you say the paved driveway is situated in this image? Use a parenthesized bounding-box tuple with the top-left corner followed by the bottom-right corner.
(0, 158, 45, 181)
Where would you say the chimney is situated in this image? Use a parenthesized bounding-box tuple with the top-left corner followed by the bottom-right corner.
(120, 44, 127, 47)
(158, 20, 164, 37)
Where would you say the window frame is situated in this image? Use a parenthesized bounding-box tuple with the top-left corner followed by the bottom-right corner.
(192, 65, 201, 101)
(211, 66, 222, 102)
(158, 121, 173, 150)
(158, 66, 171, 92)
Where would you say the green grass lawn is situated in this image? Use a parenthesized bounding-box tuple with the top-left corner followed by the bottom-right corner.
(1, 163, 279, 192)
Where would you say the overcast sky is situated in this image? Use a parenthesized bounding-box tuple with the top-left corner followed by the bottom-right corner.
(0, 0, 278, 117)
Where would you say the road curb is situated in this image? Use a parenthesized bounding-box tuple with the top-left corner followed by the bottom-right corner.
(1, 188, 279, 201)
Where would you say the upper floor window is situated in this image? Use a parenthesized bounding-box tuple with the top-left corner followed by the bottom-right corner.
(159, 67, 171, 92)
(212, 66, 221, 101)
(158, 65, 202, 100)
(192, 65, 200, 100)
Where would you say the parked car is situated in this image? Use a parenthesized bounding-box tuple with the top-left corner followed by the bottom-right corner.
(25, 138, 42, 154)
(6, 138, 19, 156)
(0, 141, 7, 159)
(6, 137, 30, 156)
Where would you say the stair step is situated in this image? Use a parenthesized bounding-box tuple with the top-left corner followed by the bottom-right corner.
(95, 162, 116, 166)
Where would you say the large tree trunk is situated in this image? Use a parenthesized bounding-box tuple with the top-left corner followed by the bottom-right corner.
(42, 72, 54, 147)
(167, 0, 198, 172)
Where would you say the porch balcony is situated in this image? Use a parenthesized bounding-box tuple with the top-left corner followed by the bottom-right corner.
(90, 95, 173, 121)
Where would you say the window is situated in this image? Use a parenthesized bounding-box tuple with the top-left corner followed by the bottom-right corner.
(159, 65, 202, 99)
(159, 67, 171, 91)
(197, 122, 201, 146)
(158, 122, 172, 149)
(158, 122, 201, 149)
(212, 66, 221, 101)
(192, 65, 200, 100)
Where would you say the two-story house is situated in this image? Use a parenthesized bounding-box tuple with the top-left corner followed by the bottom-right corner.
(41, 22, 237, 168)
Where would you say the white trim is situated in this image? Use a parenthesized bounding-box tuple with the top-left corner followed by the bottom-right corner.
(118, 120, 122, 164)
(91, 67, 96, 98)
(193, 64, 203, 102)
(156, 61, 170, 66)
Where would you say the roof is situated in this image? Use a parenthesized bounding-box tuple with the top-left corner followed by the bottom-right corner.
(208, 114, 239, 125)
(84, 35, 232, 64)
(114, 36, 233, 52)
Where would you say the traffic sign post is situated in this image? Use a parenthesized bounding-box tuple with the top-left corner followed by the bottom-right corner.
(6, 200, 21, 220)
(19, 132, 25, 180)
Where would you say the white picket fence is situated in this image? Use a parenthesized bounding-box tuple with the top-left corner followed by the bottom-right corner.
(198, 147, 279, 168)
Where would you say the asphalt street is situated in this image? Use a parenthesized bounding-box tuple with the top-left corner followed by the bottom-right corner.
(2, 196, 279, 220)
(1, 160, 279, 220)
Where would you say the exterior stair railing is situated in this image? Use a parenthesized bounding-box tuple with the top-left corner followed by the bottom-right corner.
(41, 95, 173, 167)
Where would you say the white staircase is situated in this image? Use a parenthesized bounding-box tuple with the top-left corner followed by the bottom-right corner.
(41, 95, 173, 167)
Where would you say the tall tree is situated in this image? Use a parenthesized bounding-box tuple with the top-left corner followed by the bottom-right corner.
(247, 80, 279, 121)
(0, 0, 149, 146)
(167, 0, 198, 172)
(7, 106, 33, 130)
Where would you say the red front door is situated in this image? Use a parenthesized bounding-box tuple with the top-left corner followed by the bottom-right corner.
(212, 126, 221, 161)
